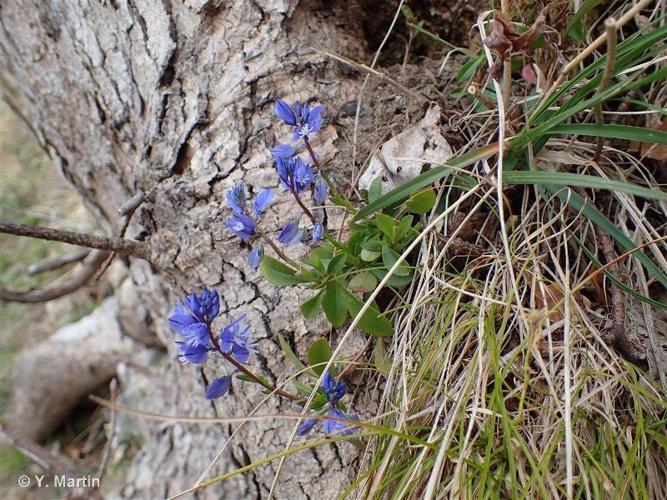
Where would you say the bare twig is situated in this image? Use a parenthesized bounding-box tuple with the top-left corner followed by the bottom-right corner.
(594, 18, 618, 161)
(28, 249, 90, 275)
(0, 219, 149, 259)
(0, 250, 109, 303)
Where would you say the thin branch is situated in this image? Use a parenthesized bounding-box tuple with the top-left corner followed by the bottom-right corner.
(0, 250, 109, 303)
(28, 249, 90, 275)
(0, 218, 149, 260)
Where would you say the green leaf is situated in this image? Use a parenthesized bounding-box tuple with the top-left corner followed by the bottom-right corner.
(355, 143, 499, 220)
(327, 254, 347, 274)
(396, 215, 414, 240)
(322, 281, 348, 327)
(566, 0, 602, 43)
(300, 291, 324, 320)
(547, 123, 667, 145)
(349, 271, 379, 293)
(375, 213, 397, 240)
(307, 338, 332, 376)
(260, 256, 307, 286)
(405, 188, 436, 214)
(371, 268, 414, 287)
(368, 175, 383, 203)
(381, 246, 411, 277)
(341, 289, 394, 337)
(360, 249, 381, 262)
(503, 170, 667, 201)
(278, 334, 307, 372)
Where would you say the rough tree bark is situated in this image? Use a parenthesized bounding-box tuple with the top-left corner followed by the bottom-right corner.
(0, 0, 376, 497)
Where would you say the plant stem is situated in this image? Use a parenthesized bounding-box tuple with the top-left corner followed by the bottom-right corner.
(261, 233, 300, 268)
(206, 326, 302, 401)
(292, 191, 316, 224)
(594, 17, 618, 161)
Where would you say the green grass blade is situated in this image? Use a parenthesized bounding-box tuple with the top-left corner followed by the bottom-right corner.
(354, 143, 499, 220)
(503, 171, 667, 201)
(547, 123, 667, 144)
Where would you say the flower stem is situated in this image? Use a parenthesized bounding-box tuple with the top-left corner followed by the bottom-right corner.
(261, 233, 300, 268)
(292, 191, 316, 225)
(206, 327, 302, 401)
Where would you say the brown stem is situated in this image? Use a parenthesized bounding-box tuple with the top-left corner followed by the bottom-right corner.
(206, 326, 302, 401)
(261, 233, 299, 268)
(0, 219, 149, 260)
(303, 137, 321, 171)
(292, 190, 316, 224)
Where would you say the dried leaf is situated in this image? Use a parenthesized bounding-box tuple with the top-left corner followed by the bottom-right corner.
(522, 64, 538, 85)
(484, 9, 548, 60)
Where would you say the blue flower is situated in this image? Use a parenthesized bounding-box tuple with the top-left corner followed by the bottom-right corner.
(219, 316, 257, 364)
(169, 288, 220, 347)
(278, 221, 303, 246)
(247, 245, 264, 270)
(205, 376, 231, 399)
(322, 371, 346, 404)
(275, 157, 313, 194)
(274, 100, 324, 140)
(226, 213, 256, 240)
(253, 188, 274, 216)
(297, 418, 318, 436)
(175, 341, 209, 364)
(313, 176, 328, 204)
(226, 184, 247, 215)
(293, 101, 324, 140)
(312, 223, 324, 243)
(275, 100, 297, 126)
(323, 408, 359, 435)
(271, 143, 297, 161)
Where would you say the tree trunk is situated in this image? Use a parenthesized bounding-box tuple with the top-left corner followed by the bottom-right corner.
(0, 0, 373, 496)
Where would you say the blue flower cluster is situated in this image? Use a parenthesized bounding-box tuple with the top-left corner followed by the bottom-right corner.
(224, 99, 329, 272)
(169, 287, 257, 399)
(226, 184, 274, 270)
(297, 371, 359, 436)
(271, 100, 328, 245)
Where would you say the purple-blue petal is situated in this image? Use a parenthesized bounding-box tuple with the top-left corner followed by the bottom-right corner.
(181, 322, 211, 347)
(271, 143, 297, 161)
(277, 221, 303, 246)
(226, 184, 247, 215)
(226, 213, 256, 240)
(247, 245, 264, 270)
(253, 188, 274, 216)
(313, 176, 328, 204)
(274, 100, 297, 126)
(312, 223, 324, 243)
(205, 377, 231, 399)
(322, 371, 346, 403)
(175, 342, 208, 364)
(297, 418, 318, 436)
(323, 408, 358, 435)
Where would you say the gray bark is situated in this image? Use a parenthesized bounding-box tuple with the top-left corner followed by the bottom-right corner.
(0, 0, 372, 497)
